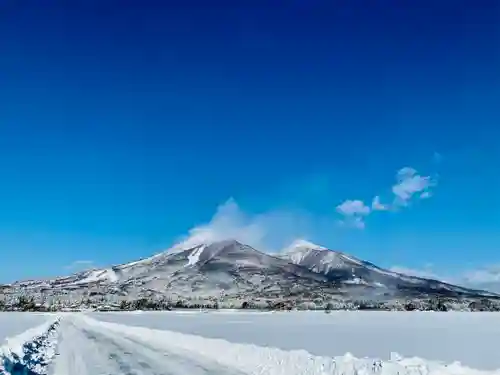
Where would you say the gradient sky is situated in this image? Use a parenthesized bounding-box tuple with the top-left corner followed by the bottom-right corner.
(0, 0, 498, 283)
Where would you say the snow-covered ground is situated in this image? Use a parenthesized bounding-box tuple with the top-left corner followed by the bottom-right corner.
(48, 314, 500, 375)
(0, 317, 59, 375)
(0, 312, 54, 343)
(0, 312, 499, 374)
(91, 310, 500, 371)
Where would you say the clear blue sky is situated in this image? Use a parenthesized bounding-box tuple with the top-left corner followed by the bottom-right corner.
(0, 0, 498, 282)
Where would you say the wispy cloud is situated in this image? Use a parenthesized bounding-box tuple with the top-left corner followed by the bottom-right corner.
(336, 200, 371, 216)
(336, 200, 371, 229)
(392, 167, 435, 207)
(371, 196, 389, 211)
(419, 191, 432, 199)
(172, 198, 266, 251)
(337, 166, 437, 229)
(174, 164, 437, 251)
(172, 198, 328, 253)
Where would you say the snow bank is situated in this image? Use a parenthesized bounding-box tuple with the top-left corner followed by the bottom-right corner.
(0, 318, 59, 375)
(0, 313, 56, 343)
(80, 315, 500, 375)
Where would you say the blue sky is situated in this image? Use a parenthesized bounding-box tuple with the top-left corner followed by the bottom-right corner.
(0, 0, 498, 284)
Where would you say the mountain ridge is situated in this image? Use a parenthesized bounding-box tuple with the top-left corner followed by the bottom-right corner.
(3, 239, 499, 310)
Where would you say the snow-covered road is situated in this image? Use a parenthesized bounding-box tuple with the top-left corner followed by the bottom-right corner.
(50, 316, 245, 375)
(3, 313, 500, 375)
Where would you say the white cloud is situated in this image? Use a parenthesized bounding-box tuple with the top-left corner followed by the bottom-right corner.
(172, 198, 266, 251)
(336, 200, 371, 216)
(172, 198, 326, 253)
(371, 196, 389, 211)
(392, 167, 435, 206)
(336, 200, 371, 229)
(336, 166, 437, 229)
(351, 216, 366, 229)
(419, 191, 432, 199)
(175, 165, 437, 245)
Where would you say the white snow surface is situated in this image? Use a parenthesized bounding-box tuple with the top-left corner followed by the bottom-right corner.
(0, 312, 497, 374)
(51, 314, 244, 375)
(47, 313, 500, 375)
(186, 244, 207, 267)
(0, 319, 55, 360)
(0, 316, 59, 375)
(92, 310, 500, 371)
(74, 268, 118, 284)
(0, 312, 54, 342)
(280, 239, 327, 264)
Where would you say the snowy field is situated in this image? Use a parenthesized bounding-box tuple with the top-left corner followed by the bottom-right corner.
(0, 312, 53, 343)
(0, 312, 498, 374)
(91, 310, 500, 371)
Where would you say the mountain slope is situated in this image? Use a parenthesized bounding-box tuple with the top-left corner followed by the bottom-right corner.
(6, 239, 498, 304)
(11, 240, 330, 300)
(280, 240, 498, 297)
(116, 240, 332, 299)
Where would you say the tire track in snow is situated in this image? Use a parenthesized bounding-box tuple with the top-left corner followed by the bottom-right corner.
(50, 317, 246, 375)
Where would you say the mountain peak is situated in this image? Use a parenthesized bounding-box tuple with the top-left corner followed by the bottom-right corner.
(168, 237, 241, 255)
(282, 239, 326, 253)
(280, 239, 328, 266)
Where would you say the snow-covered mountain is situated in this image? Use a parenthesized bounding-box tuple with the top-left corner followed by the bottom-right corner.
(280, 240, 365, 276)
(279, 240, 496, 297)
(7, 239, 498, 302)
